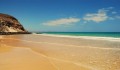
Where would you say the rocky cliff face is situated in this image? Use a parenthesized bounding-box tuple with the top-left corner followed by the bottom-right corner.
(0, 13, 27, 32)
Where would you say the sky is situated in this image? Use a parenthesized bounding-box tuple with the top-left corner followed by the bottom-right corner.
(0, 0, 120, 32)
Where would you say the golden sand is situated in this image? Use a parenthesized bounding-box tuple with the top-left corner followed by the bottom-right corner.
(0, 35, 120, 70)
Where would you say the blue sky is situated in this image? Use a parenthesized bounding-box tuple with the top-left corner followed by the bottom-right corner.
(0, 0, 120, 32)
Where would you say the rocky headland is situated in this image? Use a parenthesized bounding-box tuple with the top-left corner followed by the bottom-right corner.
(0, 13, 31, 35)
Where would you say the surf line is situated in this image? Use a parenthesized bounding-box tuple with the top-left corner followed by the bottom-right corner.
(36, 34, 120, 42)
(3, 38, 120, 51)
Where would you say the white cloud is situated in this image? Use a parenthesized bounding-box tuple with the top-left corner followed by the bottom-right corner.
(42, 7, 119, 26)
(107, 7, 114, 10)
(83, 9, 108, 23)
(112, 11, 117, 14)
(82, 7, 120, 23)
(43, 17, 80, 26)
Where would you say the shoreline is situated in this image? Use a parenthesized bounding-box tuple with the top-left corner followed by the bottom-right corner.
(34, 34, 120, 42)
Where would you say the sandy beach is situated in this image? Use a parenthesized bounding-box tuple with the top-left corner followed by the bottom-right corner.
(0, 34, 120, 70)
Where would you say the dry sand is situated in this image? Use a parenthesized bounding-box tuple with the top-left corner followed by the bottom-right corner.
(0, 34, 120, 70)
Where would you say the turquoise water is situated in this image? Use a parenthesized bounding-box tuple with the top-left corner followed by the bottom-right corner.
(38, 32, 120, 38)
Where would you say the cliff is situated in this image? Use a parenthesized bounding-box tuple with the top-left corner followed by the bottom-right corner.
(0, 13, 27, 32)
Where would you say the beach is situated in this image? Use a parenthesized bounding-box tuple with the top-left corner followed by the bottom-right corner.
(0, 34, 120, 70)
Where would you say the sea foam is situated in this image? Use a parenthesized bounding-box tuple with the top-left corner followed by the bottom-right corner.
(35, 34, 120, 42)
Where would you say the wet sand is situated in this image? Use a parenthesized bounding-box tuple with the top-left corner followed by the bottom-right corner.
(0, 34, 120, 70)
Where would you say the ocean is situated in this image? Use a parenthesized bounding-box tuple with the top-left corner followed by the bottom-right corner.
(39, 32, 120, 38)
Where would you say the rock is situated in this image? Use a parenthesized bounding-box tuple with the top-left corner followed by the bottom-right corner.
(0, 13, 27, 32)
